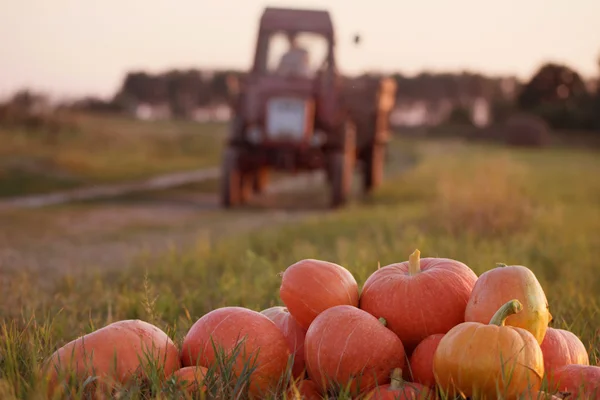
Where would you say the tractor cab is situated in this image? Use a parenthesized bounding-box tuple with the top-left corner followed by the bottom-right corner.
(230, 7, 341, 148)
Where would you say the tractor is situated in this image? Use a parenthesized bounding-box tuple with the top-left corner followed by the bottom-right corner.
(220, 6, 397, 208)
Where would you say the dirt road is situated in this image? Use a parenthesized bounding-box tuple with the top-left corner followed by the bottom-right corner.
(0, 148, 415, 285)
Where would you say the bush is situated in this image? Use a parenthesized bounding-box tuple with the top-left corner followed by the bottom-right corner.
(503, 113, 551, 147)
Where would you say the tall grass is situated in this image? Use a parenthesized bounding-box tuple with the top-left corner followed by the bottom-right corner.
(1, 138, 599, 398)
(0, 114, 225, 197)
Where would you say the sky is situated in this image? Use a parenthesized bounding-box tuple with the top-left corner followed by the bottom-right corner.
(1, 0, 599, 100)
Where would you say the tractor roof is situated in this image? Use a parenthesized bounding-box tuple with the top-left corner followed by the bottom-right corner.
(259, 7, 333, 36)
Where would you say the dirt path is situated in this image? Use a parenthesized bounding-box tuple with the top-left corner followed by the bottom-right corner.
(0, 171, 332, 282)
(0, 149, 415, 285)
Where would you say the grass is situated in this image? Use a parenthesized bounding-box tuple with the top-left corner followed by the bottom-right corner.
(1, 136, 599, 399)
(0, 113, 225, 198)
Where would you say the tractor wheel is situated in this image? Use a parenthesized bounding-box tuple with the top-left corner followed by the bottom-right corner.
(239, 171, 254, 203)
(253, 168, 269, 194)
(220, 148, 243, 208)
(329, 122, 356, 208)
(363, 144, 386, 193)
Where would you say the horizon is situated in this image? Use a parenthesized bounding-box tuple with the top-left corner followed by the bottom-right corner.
(1, 0, 599, 101)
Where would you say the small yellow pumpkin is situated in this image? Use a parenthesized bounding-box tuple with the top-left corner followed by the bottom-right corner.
(464, 263, 552, 344)
(434, 299, 544, 399)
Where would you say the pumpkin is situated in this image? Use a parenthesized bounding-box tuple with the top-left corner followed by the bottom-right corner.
(433, 299, 544, 399)
(180, 306, 290, 397)
(464, 263, 552, 344)
(169, 366, 208, 394)
(407, 333, 444, 387)
(359, 249, 478, 352)
(540, 327, 589, 379)
(362, 368, 433, 400)
(44, 319, 180, 398)
(287, 379, 323, 400)
(260, 306, 307, 379)
(304, 305, 405, 395)
(279, 259, 359, 331)
(550, 365, 600, 399)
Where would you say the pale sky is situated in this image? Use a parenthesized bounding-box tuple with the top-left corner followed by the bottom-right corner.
(1, 0, 599, 100)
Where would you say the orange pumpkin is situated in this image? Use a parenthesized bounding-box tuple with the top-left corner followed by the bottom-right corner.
(44, 319, 180, 398)
(362, 368, 434, 400)
(408, 333, 444, 387)
(550, 365, 600, 399)
(260, 306, 307, 379)
(287, 379, 323, 400)
(304, 305, 405, 395)
(433, 299, 544, 399)
(169, 366, 208, 394)
(180, 307, 290, 397)
(540, 327, 589, 379)
(359, 249, 478, 352)
(464, 263, 552, 344)
(280, 259, 359, 331)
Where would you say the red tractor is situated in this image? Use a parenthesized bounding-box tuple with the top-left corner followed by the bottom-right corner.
(221, 6, 397, 208)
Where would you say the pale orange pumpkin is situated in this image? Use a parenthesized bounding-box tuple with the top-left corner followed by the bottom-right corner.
(169, 366, 208, 394)
(540, 327, 589, 379)
(304, 305, 405, 396)
(260, 306, 307, 379)
(180, 306, 290, 398)
(44, 319, 180, 398)
(280, 259, 359, 331)
(433, 299, 544, 399)
(465, 263, 552, 344)
(408, 333, 444, 387)
(549, 365, 600, 399)
(360, 249, 478, 352)
(362, 368, 434, 400)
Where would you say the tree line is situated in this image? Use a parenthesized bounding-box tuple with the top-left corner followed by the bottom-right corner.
(2, 59, 599, 133)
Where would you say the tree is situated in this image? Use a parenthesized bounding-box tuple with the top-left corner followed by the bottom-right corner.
(517, 63, 593, 130)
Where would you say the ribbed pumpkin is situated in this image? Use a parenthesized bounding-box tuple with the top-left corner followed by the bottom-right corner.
(433, 300, 544, 399)
(260, 306, 307, 379)
(169, 366, 208, 394)
(286, 379, 322, 400)
(540, 327, 589, 379)
(280, 259, 359, 331)
(180, 307, 290, 397)
(549, 365, 600, 399)
(408, 333, 444, 387)
(44, 319, 180, 398)
(304, 305, 405, 395)
(360, 249, 478, 352)
(465, 263, 552, 344)
(362, 368, 434, 400)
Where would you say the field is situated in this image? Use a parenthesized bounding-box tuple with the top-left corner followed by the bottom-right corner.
(0, 118, 599, 398)
(0, 113, 225, 198)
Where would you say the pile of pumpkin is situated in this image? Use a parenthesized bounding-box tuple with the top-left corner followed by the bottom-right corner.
(44, 249, 599, 399)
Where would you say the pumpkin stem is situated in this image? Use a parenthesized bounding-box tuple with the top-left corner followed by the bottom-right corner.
(378, 317, 387, 327)
(389, 368, 403, 390)
(489, 299, 523, 326)
(408, 249, 421, 276)
(496, 263, 507, 268)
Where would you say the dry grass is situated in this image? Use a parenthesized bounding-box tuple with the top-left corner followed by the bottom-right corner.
(0, 113, 225, 197)
(434, 154, 533, 236)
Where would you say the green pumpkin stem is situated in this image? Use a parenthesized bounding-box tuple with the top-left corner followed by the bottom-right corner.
(390, 368, 404, 390)
(408, 249, 421, 276)
(496, 263, 508, 268)
(378, 317, 387, 327)
(489, 299, 523, 326)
